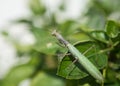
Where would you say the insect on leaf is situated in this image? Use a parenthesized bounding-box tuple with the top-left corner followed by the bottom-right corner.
(57, 41, 107, 79)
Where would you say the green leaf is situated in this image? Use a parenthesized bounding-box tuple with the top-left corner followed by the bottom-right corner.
(106, 20, 120, 38)
(86, 14, 106, 29)
(57, 41, 107, 79)
(31, 72, 65, 86)
(59, 20, 77, 37)
(68, 32, 90, 43)
(91, 30, 109, 44)
(101, 0, 120, 12)
(83, 2, 107, 30)
(2, 64, 35, 86)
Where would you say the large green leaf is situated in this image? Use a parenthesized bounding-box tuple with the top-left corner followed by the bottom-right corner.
(82, 1, 107, 30)
(101, 0, 120, 12)
(31, 72, 65, 86)
(57, 41, 107, 79)
(1, 64, 35, 86)
(90, 30, 109, 44)
(106, 20, 120, 38)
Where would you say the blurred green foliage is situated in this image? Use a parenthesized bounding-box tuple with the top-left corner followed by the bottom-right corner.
(0, 0, 120, 86)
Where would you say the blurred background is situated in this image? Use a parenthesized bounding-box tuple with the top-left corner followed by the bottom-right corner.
(0, 0, 120, 86)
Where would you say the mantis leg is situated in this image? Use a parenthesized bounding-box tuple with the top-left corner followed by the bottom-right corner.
(68, 45, 95, 66)
(66, 45, 95, 76)
(56, 42, 65, 48)
(67, 58, 78, 68)
(83, 45, 95, 55)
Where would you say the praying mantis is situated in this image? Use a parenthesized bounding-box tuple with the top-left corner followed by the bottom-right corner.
(52, 30, 104, 83)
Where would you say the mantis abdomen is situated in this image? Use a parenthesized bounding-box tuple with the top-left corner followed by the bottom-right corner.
(67, 43, 104, 82)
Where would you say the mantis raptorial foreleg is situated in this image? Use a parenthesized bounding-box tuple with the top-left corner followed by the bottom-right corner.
(82, 45, 95, 55)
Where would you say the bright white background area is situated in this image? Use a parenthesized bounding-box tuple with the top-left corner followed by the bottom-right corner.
(0, 0, 88, 86)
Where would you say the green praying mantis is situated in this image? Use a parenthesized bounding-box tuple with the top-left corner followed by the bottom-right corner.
(52, 30, 104, 83)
